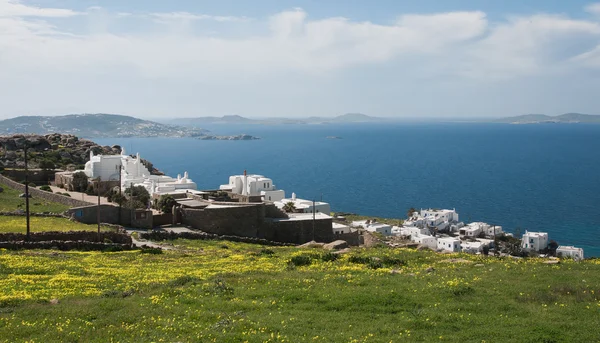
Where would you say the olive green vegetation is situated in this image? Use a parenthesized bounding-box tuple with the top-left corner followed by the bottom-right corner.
(1, 238, 599, 342)
(0, 183, 69, 213)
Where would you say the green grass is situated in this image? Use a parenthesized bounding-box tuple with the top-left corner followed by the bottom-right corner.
(0, 183, 69, 213)
(0, 216, 114, 233)
(1, 239, 599, 342)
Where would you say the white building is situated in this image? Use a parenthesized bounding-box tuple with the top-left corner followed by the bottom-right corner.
(120, 149, 197, 196)
(557, 246, 584, 260)
(437, 237, 461, 252)
(83, 151, 122, 181)
(80, 149, 198, 196)
(412, 235, 438, 249)
(351, 220, 392, 236)
(332, 222, 355, 235)
(405, 226, 430, 238)
(274, 193, 330, 214)
(460, 222, 503, 238)
(521, 231, 549, 252)
(405, 209, 460, 232)
(220, 172, 285, 202)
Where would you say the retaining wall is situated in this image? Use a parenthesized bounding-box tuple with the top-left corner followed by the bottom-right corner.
(0, 231, 132, 244)
(66, 205, 153, 229)
(139, 230, 295, 246)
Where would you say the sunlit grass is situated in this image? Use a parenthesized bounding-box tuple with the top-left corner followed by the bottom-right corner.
(1, 240, 599, 342)
(0, 182, 69, 213)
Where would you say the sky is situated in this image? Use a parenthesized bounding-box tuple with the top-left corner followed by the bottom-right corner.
(1, 0, 600, 119)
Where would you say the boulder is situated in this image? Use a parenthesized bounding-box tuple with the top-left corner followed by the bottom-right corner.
(332, 248, 352, 255)
(299, 241, 325, 248)
(323, 240, 349, 250)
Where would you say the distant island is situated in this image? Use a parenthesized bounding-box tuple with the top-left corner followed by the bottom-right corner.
(168, 113, 386, 126)
(0, 113, 258, 140)
(495, 113, 600, 124)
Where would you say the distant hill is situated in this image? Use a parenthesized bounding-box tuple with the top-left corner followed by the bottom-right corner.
(170, 113, 385, 126)
(496, 113, 600, 124)
(0, 114, 208, 138)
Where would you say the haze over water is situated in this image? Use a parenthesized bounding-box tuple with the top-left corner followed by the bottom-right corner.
(96, 123, 600, 256)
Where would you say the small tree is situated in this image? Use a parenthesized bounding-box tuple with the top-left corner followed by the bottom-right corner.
(407, 207, 417, 218)
(157, 195, 177, 214)
(282, 201, 296, 213)
(71, 171, 89, 192)
(124, 185, 150, 206)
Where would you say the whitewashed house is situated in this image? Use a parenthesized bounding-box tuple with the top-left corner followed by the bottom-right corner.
(351, 220, 392, 236)
(332, 222, 354, 235)
(437, 237, 461, 252)
(220, 172, 285, 202)
(459, 223, 484, 238)
(557, 246, 584, 260)
(412, 235, 438, 249)
(406, 209, 460, 232)
(274, 193, 330, 214)
(521, 231, 549, 252)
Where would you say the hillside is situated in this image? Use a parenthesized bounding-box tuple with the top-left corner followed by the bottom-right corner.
(170, 113, 385, 126)
(0, 114, 207, 138)
(0, 133, 160, 174)
(496, 113, 600, 124)
(0, 239, 598, 341)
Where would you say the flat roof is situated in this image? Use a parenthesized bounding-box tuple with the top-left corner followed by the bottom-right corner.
(271, 213, 331, 222)
(175, 199, 208, 208)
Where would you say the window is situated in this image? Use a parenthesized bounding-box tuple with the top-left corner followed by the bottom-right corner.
(530, 238, 534, 243)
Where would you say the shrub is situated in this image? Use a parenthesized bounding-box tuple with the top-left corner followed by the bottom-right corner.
(140, 247, 162, 254)
(157, 195, 177, 214)
(71, 172, 88, 192)
(124, 186, 150, 207)
(288, 255, 312, 267)
(39, 185, 52, 192)
(320, 252, 339, 262)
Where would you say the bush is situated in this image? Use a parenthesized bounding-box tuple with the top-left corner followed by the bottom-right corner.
(288, 255, 312, 267)
(157, 194, 177, 214)
(72, 172, 88, 192)
(320, 252, 339, 262)
(124, 186, 150, 207)
(140, 247, 162, 254)
(39, 185, 52, 193)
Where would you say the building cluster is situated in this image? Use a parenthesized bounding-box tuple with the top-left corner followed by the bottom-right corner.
(56, 151, 586, 256)
(349, 208, 585, 259)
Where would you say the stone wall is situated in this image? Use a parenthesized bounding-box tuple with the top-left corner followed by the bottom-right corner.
(0, 241, 133, 251)
(262, 217, 334, 244)
(3, 169, 56, 185)
(181, 204, 265, 238)
(0, 174, 90, 208)
(139, 230, 295, 246)
(333, 231, 361, 246)
(0, 231, 132, 244)
(180, 203, 334, 245)
(66, 204, 153, 229)
(153, 213, 173, 227)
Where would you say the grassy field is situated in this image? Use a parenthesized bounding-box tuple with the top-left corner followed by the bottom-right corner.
(0, 183, 70, 213)
(0, 216, 113, 234)
(1, 239, 599, 342)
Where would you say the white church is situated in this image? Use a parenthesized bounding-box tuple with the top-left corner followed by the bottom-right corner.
(81, 148, 198, 196)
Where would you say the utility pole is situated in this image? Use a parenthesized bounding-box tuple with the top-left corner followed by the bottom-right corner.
(24, 144, 31, 241)
(312, 199, 316, 241)
(96, 177, 101, 233)
(117, 165, 122, 225)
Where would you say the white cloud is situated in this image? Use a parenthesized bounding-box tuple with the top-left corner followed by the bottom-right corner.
(585, 3, 600, 15)
(151, 11, 250, 23)
(1, 1, 600, 117)
(0, 0, 79, 17)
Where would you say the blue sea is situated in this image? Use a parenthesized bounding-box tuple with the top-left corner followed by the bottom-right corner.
(95, 123, 600, 256)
